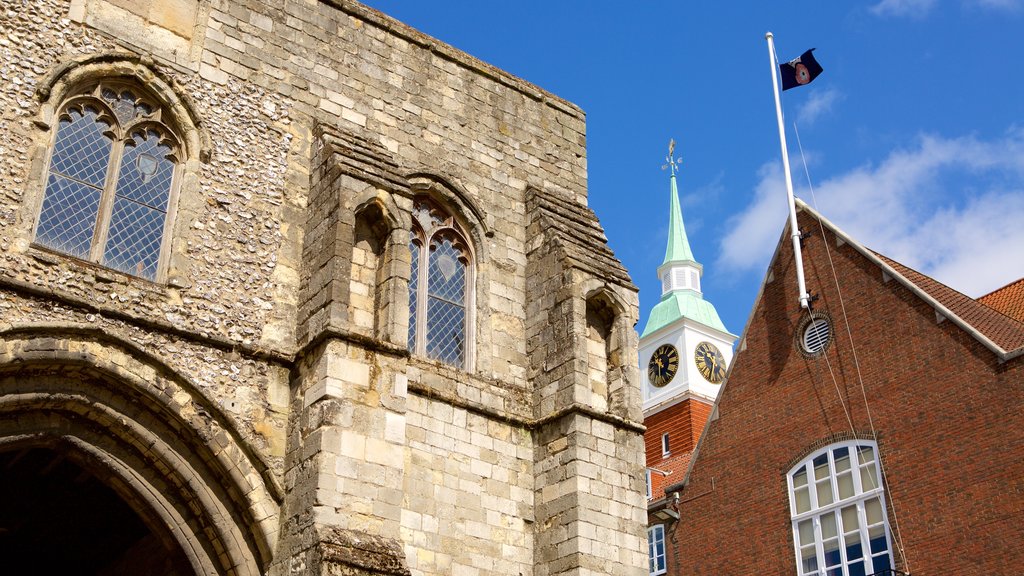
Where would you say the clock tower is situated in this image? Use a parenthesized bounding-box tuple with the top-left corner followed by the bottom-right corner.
(641, 141, 736, 508)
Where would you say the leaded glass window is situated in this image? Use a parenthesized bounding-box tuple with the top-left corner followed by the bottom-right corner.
(788, 441, 895, 576)
(34, 82, 180, 281)
(408, 198, 471, 368)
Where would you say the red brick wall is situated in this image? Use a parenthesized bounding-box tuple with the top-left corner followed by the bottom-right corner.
(645, 398, 712, 499)
(672, 211, 1024, 575)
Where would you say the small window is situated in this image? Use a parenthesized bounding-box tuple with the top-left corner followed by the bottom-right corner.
(788, 441, 895, 576)
(408, 197, 472, 368)
(34, 83, 180, 281)
(661, 433, 671, 457)
(648, 524, 667, 575)
(798, 312, 833, 356)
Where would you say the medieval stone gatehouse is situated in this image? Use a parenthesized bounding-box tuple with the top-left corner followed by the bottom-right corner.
(0, 1, 646, 574)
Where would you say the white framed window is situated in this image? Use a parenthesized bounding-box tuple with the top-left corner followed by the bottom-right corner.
(645, 468, 653, 500)
(408, 197, 473, 368)
(33, 82, 182, 282)
(661, 433, 670, 457)
(647, 524, 667, 575)
(788, 441, 895, 576)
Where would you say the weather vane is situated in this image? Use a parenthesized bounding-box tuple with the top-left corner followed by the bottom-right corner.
(662, 138, 682, 175)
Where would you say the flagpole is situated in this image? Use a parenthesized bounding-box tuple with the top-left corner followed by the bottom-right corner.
(766, 32, 811, 310)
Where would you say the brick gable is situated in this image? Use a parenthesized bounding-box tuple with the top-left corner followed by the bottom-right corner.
(671, 205, 1024, 575)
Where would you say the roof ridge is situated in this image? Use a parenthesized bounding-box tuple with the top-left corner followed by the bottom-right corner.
(978, 276, 1024, 301)
(795, 199, 1024, 357)
(873, 252, 1024, 338)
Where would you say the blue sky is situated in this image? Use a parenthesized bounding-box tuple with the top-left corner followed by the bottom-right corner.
(364, 0, 1024, 338)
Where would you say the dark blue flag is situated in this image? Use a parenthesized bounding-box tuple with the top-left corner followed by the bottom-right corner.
(780, 49, 823, 90)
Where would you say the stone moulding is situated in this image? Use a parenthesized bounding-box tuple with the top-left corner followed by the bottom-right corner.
(0, 322, 284, 503)
(34, 50, 212, 163)
(526, 185, 635, 290)
(0, 339, 278, 574)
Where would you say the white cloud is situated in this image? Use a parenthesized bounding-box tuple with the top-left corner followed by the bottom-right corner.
(718, 130, 1024, 297)
(797, 88, 842, 127)
(970, 0, 1022, 10)
(870, 0, 937, 17)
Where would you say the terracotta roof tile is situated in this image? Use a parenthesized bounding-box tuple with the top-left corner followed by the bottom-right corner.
(979, 277, 1024, 323)
(874, 254, 1024, 353)
(648, 451, 692, 503)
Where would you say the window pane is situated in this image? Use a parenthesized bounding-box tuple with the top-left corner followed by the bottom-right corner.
(813, 454, 830, 480)
(871, 551, 892, 572)
(833, 447, 851, 472)
(102, 196, 166, 280)
(790, 444, 890, 576)
(840, 505, 859, 532)
(104, 130, 174, 279)
(36, 174, 101, 259)
(408, 240, 420, 351)
(823, 540, 841, 568)
(816, 479, 834, 507)
(865, 497, 883, 526)
(798, 519, 815, 546)
(49, 107, 112, 188)
(795, 486, 811, 514)
(837, 471, 854, 500)
(860, 462, 879, 491)
(426, 298, 465, 365)
(821, 513, 837, 540)
(115, 130, 174, 208)
(101, 87, 146, 125)
(868, 525, 888, 554)
(426, 237, 466, 366)
(648, 526, 666, 574)
(845, 534, 863, 561)
(801, 545, 818, 573)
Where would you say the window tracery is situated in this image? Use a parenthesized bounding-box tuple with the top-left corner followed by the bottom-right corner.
(408, 197, 472, 368)
(34, 81, 181, 281)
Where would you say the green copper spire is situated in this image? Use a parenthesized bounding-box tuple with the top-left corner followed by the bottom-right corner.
(663, 170, 696, 265)
(640, 139, 733, 339)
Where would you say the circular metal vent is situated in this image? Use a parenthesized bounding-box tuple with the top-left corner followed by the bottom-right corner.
(798, 313, 833, 357)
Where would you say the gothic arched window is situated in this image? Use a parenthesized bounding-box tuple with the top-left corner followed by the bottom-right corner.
(408, 198, 472, 368)
(788, 441, 895, 576)
(34, 82, 181, 281)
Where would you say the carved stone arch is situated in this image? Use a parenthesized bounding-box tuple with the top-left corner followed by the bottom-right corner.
(350, 187, 410, 344)
(35, 51, 211, 162)
(0, 327, 280, 575)
(583, 283, 631, 417)
(353, 186, 408, 237)
(403, 173, 491, 371)
(406, 172, 491, 260)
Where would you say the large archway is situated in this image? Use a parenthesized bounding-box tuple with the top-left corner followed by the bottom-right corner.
(0, 328, 282, 576)
(0, 444, 192, 575)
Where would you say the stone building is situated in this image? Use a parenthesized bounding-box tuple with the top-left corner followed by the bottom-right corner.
(0, 1, 648, 575)
(669, 201, 1024, 575)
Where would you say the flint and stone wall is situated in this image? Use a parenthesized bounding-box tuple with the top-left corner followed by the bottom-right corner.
(0, 1, 645, 574)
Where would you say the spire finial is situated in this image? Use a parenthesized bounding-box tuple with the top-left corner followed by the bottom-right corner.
(663, 138, 683, 176)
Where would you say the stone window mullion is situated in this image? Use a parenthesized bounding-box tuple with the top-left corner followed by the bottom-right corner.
(90, 132, 127, 261)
